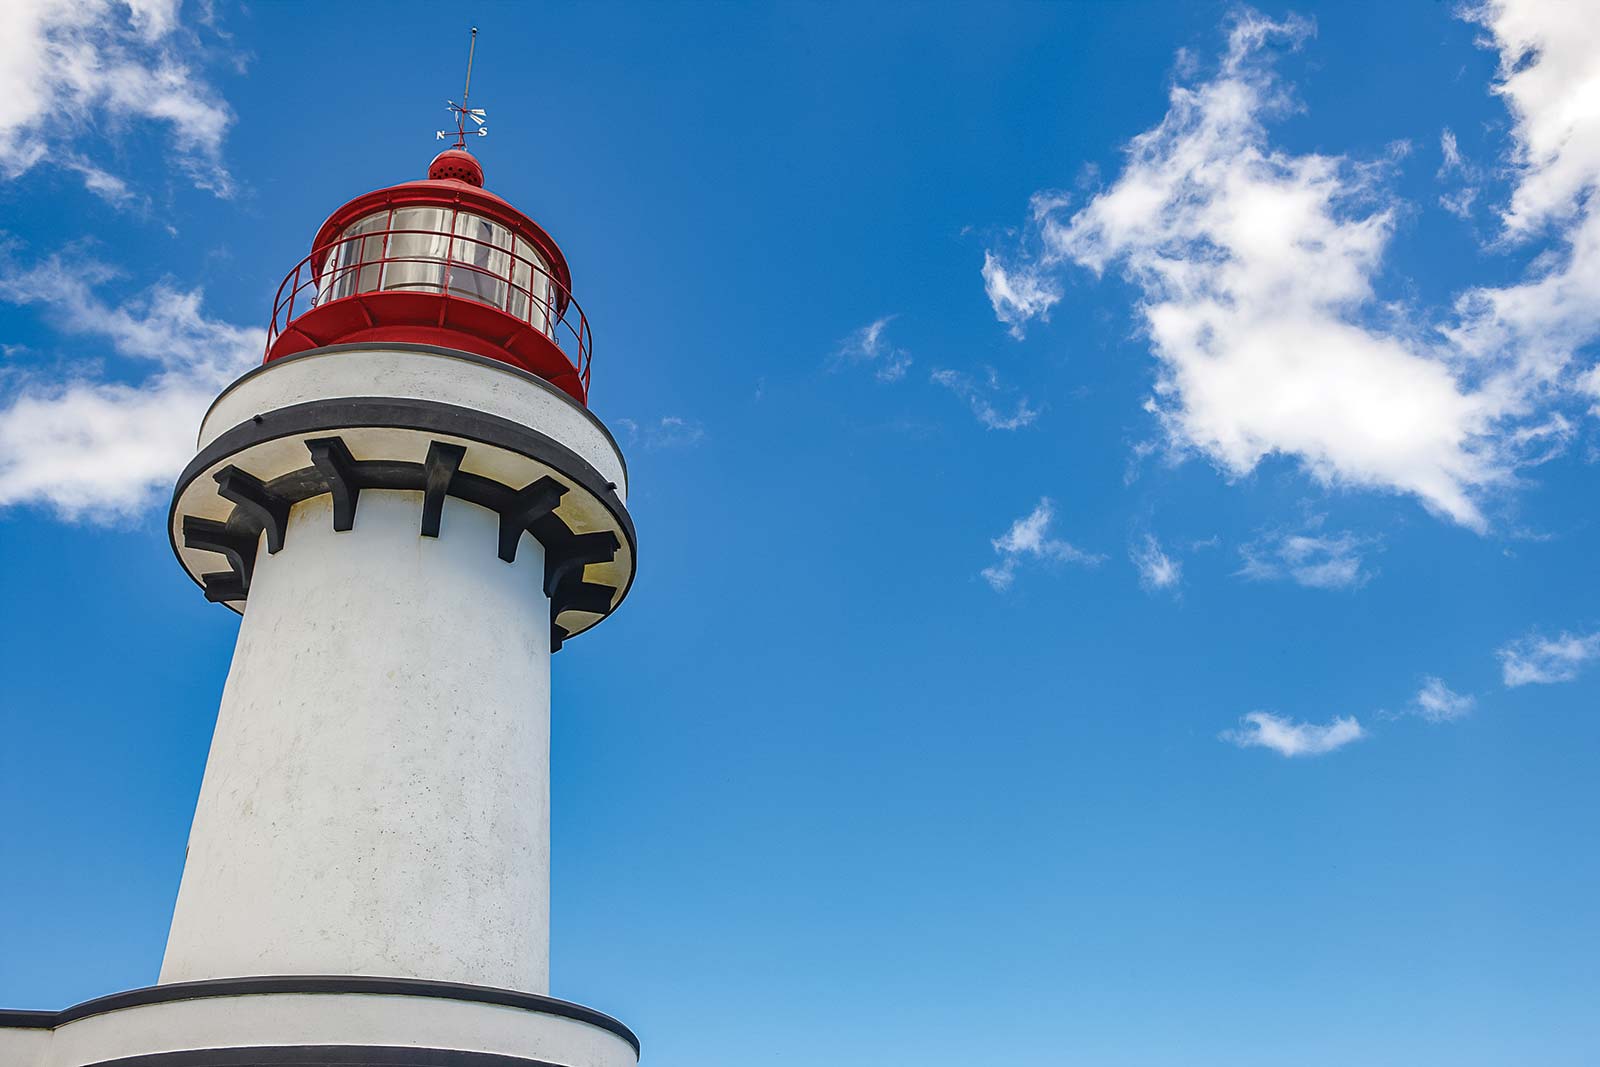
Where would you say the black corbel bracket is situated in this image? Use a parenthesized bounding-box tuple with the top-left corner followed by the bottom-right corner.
(550, 571, 616, 617)
(199, 572, 249, 603)
(214, 466, 290, 554)
(305, 437, 362, 532)
(182, 516, 260, 604)
(498, 477, 567, 564)
(182, 516, 260, 586)
(547, 575, 614, 656)
(544, 530, 620, 599)
(420, 442, 467, 538)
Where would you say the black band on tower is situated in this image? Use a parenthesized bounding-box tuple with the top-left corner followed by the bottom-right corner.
(175, 396, 634, 553)
(0, 975, 640, 1055)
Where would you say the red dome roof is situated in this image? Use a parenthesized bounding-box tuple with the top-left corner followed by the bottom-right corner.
(428, 148, 485, 186)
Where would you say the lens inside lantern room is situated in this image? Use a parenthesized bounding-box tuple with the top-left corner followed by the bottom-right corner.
(317, 207, 558, 338)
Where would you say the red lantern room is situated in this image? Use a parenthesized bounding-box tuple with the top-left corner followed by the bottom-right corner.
(264, 147, 592, 405)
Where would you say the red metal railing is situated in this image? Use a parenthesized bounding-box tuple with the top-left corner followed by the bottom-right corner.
(266, 225, 592, 393)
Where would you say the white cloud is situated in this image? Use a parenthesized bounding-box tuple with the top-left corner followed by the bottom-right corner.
(0, 0, 236, 199)
(1412, 676, 1475, 723)
(983, 8, 1600, 531)
(1446, 0, 1600, 421)
(0, 250, 261, 519)
(1237, 519, 1377, 590)
(930, 366, 1039, 430)
(1222, 710, 1365, 757)
(614, 415, 706, 450)
(981, 497, 1103, 591)
(834, 315, 912, 382)
(0, 377, 230, 517)
(1468, 1, 1600, 238)
(1498, 629, 1600, 686)
(982, 251, 1061, 339)
(1129, 533, 1181, 593)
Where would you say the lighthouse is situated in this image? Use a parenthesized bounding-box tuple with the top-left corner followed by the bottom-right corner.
(0, 74, 640, 1067)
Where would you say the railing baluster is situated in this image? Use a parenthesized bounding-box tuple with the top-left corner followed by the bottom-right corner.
(266, 224, 592, 399)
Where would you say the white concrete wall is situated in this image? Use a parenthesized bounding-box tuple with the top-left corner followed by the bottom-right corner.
(0, 1027, 49, 1067)
(160, 490, 552, 992)
(201, 346, 628, 500)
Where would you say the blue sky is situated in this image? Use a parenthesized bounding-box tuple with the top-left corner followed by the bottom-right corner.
(2, 1, 1599, 1064)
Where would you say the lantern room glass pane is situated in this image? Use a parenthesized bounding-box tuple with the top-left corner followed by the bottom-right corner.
(321, 211, 388, 304)
(534, 269, 555, 338)
(509, 236, 555, 337)
(508, 236, 533, 324)
(383, 207, 453, 293)
(448, 212, 510, 308)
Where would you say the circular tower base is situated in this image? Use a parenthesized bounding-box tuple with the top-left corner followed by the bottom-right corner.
(0, 977, 639, 1067)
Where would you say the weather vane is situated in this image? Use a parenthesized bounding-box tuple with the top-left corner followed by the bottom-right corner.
(437, 27, 487, 147)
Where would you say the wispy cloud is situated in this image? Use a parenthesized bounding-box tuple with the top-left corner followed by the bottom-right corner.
(1229, 672, 1477, 757)
(930, 366, 1039, 430)
(982, 8, 1600, 530)
(1412, 676, 1476, 723)
(615, 415, 706, 450)
(1439, 128, 1464, 175)
(62, 153, 143, 209)
(0, 0, 238, 200)
(1237, 519, 1378, 590)
(981, 497, 1102, 591)
(982, 250, 1061, 340)
(1222, 710, 1366, 757)
(1498, 630, 1600, 687)
(1436, 128, 1481, 220)
(833, 315, 911, 382)
(0, 248, 262, 519)
(1129, 533, 1181, 594)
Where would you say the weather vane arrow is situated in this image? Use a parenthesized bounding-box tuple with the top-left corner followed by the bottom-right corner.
(435, 27, 488, 146)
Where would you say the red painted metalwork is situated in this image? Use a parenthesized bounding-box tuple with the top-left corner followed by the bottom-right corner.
(264, 155, 591, 404)
(309, 179, 572, 303)
(428, 149, 484, 186)
(266, 223, 591, 403)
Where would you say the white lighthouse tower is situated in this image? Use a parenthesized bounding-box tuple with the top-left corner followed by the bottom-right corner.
(0, 67, 640, 1067)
